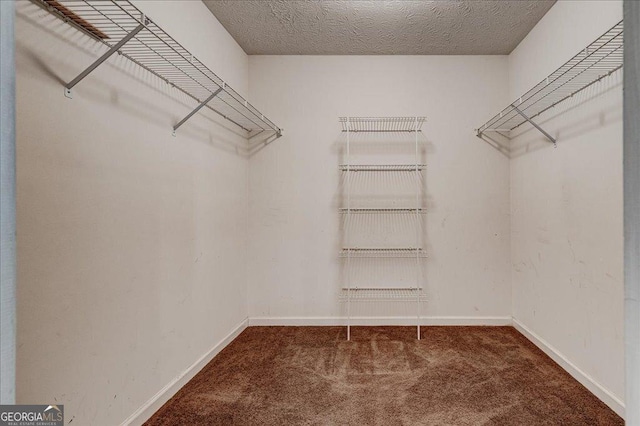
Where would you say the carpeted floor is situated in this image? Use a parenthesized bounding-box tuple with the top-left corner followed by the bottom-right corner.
(145, 326, 623, 425)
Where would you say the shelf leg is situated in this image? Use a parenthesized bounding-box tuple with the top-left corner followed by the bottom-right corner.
(415, 117, 421, 341)
(346, 117, 351, 341)
(172, 87, 223, 135)
(64, 21, 146, 96)
(513, 105, 557, 146)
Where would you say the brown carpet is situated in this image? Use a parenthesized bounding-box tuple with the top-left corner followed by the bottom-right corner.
(145, 326, 623, 425)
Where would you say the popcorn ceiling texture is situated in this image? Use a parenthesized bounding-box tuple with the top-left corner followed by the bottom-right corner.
(203, 0, 556, 55)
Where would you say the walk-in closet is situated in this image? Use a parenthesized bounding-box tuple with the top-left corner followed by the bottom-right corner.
(1, 1, 639, 425)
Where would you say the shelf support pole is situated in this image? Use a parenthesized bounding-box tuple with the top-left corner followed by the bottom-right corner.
(512, 105, 557, 146)
(64, 20, 147, 98)
(172, 87, 223, 135)
(346, 117, 351, 341)
(415, 116, 421, 341)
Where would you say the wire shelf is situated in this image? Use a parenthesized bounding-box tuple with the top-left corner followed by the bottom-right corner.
(339, 208, 426, 214)
(476, 20, 622, 139)
(32, 0, 282, 135)
(339, 164, 426, 172)
(340, 248, 427, 258)
(340, 117, 426, 133)
(339, 288, 426, 301)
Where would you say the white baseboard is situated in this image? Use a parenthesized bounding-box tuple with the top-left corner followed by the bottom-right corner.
(120, 317, 249, 426)
(248, 316, 512, 326)
(512, 318, 625, 418)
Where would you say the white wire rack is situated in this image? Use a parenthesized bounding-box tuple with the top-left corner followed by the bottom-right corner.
(340, 117, 426, 340)
(476, 20, 622, 145)
(339, 208, 426, 214)
(340, 117, 426, 133)
(340, 248, 427, 258)
(30, 0, 282, 136)
(339, 164, 426, 172)
(339, 288, 428, 301)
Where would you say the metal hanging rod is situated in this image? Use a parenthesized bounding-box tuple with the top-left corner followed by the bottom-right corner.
(476, 20, 623, 145)
(339, 117, 426, 133)
(30, 0, 282, 137)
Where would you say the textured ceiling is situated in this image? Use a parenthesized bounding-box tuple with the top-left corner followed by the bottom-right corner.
(203, 1, 556, 55)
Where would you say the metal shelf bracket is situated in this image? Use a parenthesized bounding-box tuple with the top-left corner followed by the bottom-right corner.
(64, 17, 148, 98)
(512, 105, 557, 146)
(172, 86, 223, 136)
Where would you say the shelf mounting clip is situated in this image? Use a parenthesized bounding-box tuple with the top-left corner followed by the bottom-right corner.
(172, 87, 224, 136)
(64, 17, 149, 99)
(512, 105, 557, 146)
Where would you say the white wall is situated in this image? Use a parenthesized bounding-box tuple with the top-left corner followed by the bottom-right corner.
(509, 0, 624, 414)
(623, 3, 640, 423)
(247, 56, 511, 324)
(15, 1, 249, 424)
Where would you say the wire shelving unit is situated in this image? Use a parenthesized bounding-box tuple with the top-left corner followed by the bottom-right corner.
(340, 116, 426, 340)
(476, 20, 622, 146)
(30, 0, 282, 137)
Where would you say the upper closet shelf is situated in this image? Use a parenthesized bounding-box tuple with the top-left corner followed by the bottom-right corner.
(340, 117, 426, 133)
(32, 0, 282, 137)
(475, 20, 622, 146)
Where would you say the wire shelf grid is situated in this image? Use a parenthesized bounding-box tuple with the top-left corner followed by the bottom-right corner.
(477, 20, 622, 137)
(339, 208, 426, 214)
(340, 248, 427, 258)
(33, 0, 282, 135)
(340, 288, 426, 301)
(340, 117, 426, 133)
(339, 164, 426, 172)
